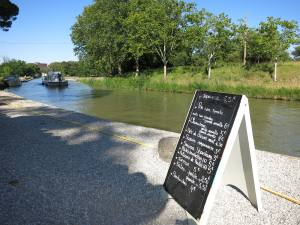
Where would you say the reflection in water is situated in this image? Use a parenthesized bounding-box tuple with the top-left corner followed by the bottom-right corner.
(249, 99, 300, 157)
(80, 89, 192, 132)
(8, 78, 300, 157)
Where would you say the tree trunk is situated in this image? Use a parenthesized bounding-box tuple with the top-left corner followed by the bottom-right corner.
(274, 60, 277, 82)
(135, 58, 139, 78)
(208, 53, 213, 79)
(163, 63, 167, 80)
(208, 65, 211, 79)
(118, 63, 122, 76)
(243, 41, 247, 66)
(163, 41, 167, 79)
(109, 53, 113, 75)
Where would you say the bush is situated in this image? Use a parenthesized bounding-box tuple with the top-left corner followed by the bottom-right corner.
(0, 60, 40, 76)
(245, 63, 274, 75)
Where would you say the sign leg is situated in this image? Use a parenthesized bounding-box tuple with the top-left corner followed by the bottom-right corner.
(222, 104, 262, 211)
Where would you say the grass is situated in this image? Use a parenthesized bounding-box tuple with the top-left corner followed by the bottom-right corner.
(79, 62, 300, 100)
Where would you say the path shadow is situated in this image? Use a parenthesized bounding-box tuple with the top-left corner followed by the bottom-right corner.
(0, 109, 180, 225)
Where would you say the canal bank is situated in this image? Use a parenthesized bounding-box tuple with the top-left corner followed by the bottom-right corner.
(7, 78, 300, 158)
(0, 91, 299, 225)
(67, 61, 300, 100)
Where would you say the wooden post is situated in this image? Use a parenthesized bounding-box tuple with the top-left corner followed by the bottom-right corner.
(208, 54, 213, 79)
(274, 57, 277, 82)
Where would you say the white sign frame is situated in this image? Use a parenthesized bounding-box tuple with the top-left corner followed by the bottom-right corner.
(187, 95, 262, 225)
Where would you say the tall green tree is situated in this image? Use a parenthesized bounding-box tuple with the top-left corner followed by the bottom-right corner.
(236, 18, 250, 65)
(247, 29, 265, 64)
(187, 10, 234, 78)
(124, 0, 151, 77)
(193, 12, 234, 78)
(258, 17, 299, 81)
(0, 0, 18, 31)
(186, 9, 208, 67)
(71, 0, 129, 76)
(139, 0, 193, 79)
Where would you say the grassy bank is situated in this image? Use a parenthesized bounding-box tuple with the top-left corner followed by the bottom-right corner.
(79, 62, 300, 100)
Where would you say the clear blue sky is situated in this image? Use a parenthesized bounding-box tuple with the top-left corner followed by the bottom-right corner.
(0, 0, 299, 64)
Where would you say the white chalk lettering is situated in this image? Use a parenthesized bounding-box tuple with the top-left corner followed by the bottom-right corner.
(171, 171, 187, 186)
(197, 140, 214, 152)
(213, 121, 223, 128)
(212, 108, 223, 115)
(186, 134, 196, 143)
(178, 157, 190, 167)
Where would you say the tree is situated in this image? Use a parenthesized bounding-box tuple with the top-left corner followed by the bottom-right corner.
(0, 59, 40, 77)
(0, 0, 19, 31)
(258, 17, 299, 81)
(191, 12, 234, 78)
(236, 18, 250, 65)
(4, 60, 26, 75)
(0, 65, 12, 77)
(124, 0, 151, 77)
(139, 0, 193, 79)
(71, 0, 193, 78)
(71, 0, 129, 76)
(292, 45, 300, 58)
(247, 29, 267, 64)
(186, 9, 208, 68)
(24, 63, 40, 76)
(71, 0, 299, 78)
(48, 62, 63, 72)
(49, 61, 83, 76)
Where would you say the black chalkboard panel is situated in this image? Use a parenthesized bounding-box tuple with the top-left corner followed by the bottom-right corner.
(164, 90, 242, 220)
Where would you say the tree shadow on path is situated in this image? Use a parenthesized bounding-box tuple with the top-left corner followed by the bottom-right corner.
(0, 110, 186, 225)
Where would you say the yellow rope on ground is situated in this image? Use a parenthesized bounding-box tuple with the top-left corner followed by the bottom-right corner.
(261, 186, 300, 206)
(45, 114, 151, 148)
(0, 110, 151, 147)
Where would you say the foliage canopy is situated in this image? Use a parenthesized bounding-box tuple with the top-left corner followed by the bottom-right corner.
(0, 0, 19, 31)
(69, 0, 299, 78)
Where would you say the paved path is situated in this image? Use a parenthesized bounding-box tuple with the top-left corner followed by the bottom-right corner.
(0, 91, 299, 225)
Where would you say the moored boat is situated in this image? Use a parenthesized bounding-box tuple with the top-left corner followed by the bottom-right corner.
(20, 76, 34, 82)
(42, 72, 68, 87)
(3, 75, 22, 87)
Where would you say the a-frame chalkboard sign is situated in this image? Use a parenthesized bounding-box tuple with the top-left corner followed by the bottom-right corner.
(164, 90, 262, 225)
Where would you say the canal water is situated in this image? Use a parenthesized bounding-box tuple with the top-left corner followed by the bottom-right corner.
(7, 78, 300, 157)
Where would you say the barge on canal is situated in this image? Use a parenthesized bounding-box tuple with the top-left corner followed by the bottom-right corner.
(3, 75, 22, 87)
(42, 72, 68, 87)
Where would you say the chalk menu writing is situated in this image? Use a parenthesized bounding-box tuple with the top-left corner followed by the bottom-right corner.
(164, 90, 242, 220)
